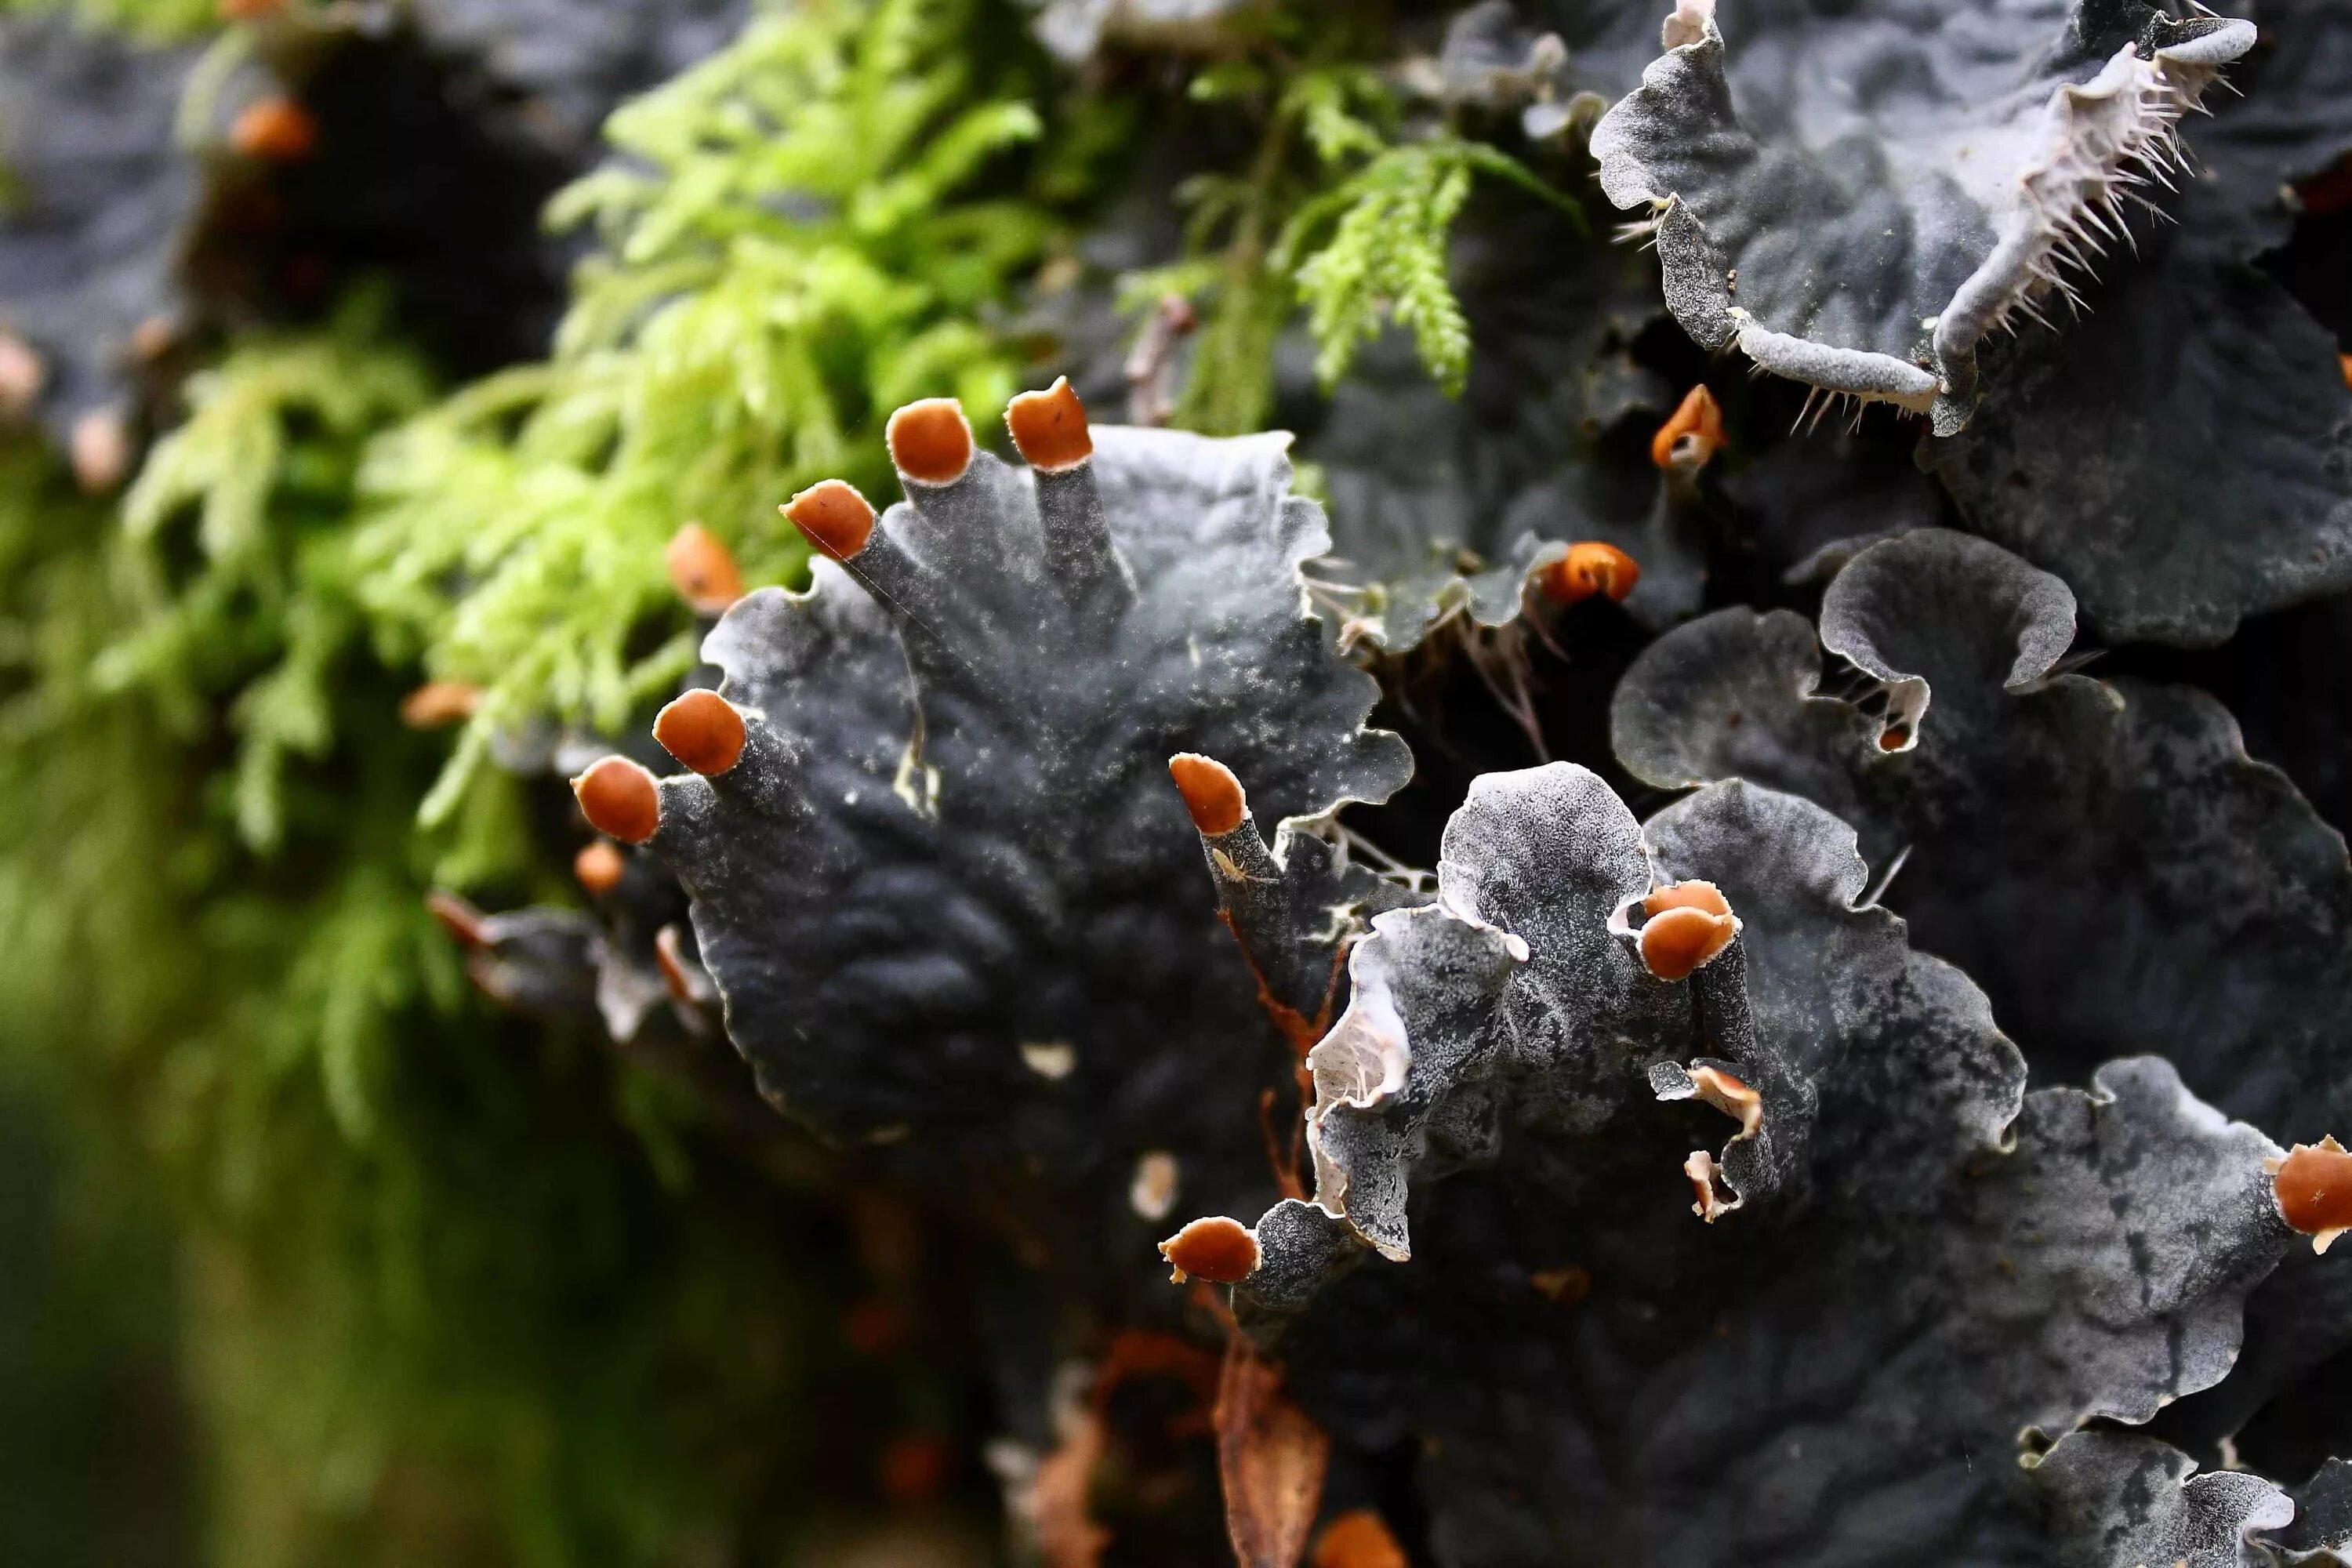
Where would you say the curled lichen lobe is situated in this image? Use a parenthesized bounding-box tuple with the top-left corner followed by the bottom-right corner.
(654, 690, 747, 775)
(666, 523, 745, 615)
(572, 756, 661, 844)
(1636, 880, 1737, 981)
(884, 397, 975, 485)
(1650, 383, 1724, 470)
(2271, 1137, 2352, 1251)
(1158, 1216, 1261, 1283)
(1168, 753, 1247, 837)
(1686, 1063, 1761, 1138)
(1005, 376, 1093, 472)
(1539, 541, 1641, 605)
(781, 480, 877, 560)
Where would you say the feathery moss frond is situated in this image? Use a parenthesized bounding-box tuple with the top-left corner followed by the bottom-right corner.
(355, 0, 1057, 820)
(96, 290, 434, 851)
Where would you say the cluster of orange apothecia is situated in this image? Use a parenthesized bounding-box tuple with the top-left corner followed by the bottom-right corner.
(1533, 382, 1724, 608)
(1634, 879, 1739, 982)
(2274, 1137, 2352, 1252)
(545, 383, 2352, 1325)
(564, 380, 1102, 848)
(543, 376, 1739, 847)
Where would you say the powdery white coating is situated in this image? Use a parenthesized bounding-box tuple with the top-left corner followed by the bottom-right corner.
(1614, 528, 2352, 1486)
(1590, 0, 2255, 432)
(643, 422, 1412, 1195)
(2033, 1429, 2295, 1568)
(1228, 768, 2299, 1563)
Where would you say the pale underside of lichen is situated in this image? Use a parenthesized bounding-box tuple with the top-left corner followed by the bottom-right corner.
(1592, 0, 2256, 434)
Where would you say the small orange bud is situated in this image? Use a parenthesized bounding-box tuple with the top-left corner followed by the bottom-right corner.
(400, 679, 480, 728)
(1157, 1215, 1260, 1284)
(1538, 541, 1639, 605)
(1313, 1509, 1407, 1568)
(573, 840, 626, 897)
(782, 480, 877, 560)
(1650, 383, 1724, 470)
(71, 409, 129, 493)
(572, 756, 661, 844)
(1643, 880, 1730, 920)
(652, 689, 746, 775)
(230, 96, 318, 162)
(0, 332, 45, 416)
(2274, 1137, 2352, 1251)
(1878, 725, 1910, 752)
(1639, 904, 1736, 982)
(218, 0, 288, 18)
(1168, 753, 1245, 836)
(130, 315, 177, 362)
(665, 523, 744, 615)
(2339, 352, 2352, 394)
(885, 397, 974, 485)
(1005, 376, 1094, 471)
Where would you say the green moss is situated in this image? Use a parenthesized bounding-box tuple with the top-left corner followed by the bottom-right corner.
(355, 0, 1065, 820)
(1125, 17, 1583, 431)
(0, 0, 220, 43)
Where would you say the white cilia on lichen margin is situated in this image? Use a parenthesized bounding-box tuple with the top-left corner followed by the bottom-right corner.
(1591, 0, 2256, 434)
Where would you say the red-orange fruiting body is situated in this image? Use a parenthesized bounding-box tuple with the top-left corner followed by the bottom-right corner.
(424, 890, 487, 948)
(400, 679, 481, 728)
(1005, 376, 1094, 471)
(1878, 725, 1910, 752)
(2275, 1138, 2352, 1246)
(71, 410, 129, 493)
(782, 480, 877, 559)
(230, 97, 318, 162)
(1157, 1216, 1260, 1284)
(1167, 753, 1246, 837)
(885, 397, 974, 484)
(0, 332, 44, 415)
(653, 689, 747, 775)
(1643, 880, 1731, 920)
(218, 0, 288, 18)
(1640, 904, 1736, 982)
(2339, 353, 2352, 394)
(1539, 541, 1640, 605)
(1313, 1509, 1409, 1568)
(1650, 383, 1725, 470)
(666, 523, 744, 614)
(572, 756, 661, 844)
(131, 315, 177, 362)
(573, 840, 626, 897)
